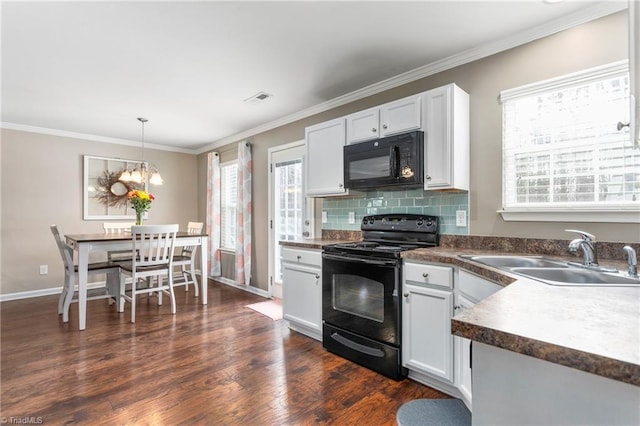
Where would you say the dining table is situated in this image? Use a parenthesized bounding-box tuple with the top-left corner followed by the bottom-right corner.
(65, 230, 208, 330)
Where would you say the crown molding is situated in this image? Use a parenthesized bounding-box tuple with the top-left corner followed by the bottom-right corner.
(0, 122, 198, 155)
(196, 1, 626, 155)
(1, 2, 626, 155)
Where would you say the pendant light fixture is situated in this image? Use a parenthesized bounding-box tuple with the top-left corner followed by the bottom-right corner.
(119, 117, 164, 186)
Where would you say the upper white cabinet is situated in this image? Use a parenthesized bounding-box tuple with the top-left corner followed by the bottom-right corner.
(305, 118, 350, 197)
(423, 84, 469, 190)
(304, 84, 469, 196)
(346, 107, 380, 143)
(346, 95, 422, 144)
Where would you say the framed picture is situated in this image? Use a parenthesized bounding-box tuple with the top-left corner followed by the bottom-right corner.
(83, 155, 148, 220)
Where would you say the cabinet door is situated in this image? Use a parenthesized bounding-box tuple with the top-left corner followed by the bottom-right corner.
(423, 84, 469, 190)
(402, 283, 454, 382)
(282, 262, 322, 332)
(380, 95, 421, 137)
(423, 85, 452, 188)
(346, 107, 380, 144)
(305, 118, 348, 196)
(454, 295, 475, 408)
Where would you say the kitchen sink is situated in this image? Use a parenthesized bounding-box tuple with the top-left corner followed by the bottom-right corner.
(460, 255, 568, 269)
(460, 255, 640, 287)
(511, 267, 640, 286)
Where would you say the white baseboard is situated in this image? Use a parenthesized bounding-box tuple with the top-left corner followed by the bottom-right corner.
(0, 282, 111, 302)
(211, 276, 271, 299)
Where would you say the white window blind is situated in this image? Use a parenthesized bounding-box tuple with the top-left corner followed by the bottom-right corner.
(220, 162, 237, 250)
(500, 61, 639, 220)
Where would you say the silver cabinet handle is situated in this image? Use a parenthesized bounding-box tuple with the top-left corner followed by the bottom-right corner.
(403, 293, 409, 298)
(617, 122, 630, 131)
(454, 305, 462, 311)
(382, 124, 388, 129)
(297, 255, 302, 261)
(338, 183, 344, 188)
(315, 274, 320, 280)
(426, 175, 432, 181)
(302, 231, 310, 237)
(422, 272, 429, 278)
(372, 127, 377, 133)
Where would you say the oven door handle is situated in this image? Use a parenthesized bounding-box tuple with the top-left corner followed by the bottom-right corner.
(322, 253, 398, 267)
(330, 332, 385, 358)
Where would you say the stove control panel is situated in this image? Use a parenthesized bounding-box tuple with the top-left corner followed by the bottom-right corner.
(361, 214, 438, 233)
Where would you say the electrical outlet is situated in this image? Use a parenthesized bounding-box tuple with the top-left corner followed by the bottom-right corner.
(456, 210, 467, 227)
(322, 211, 328, 223)
(39, 264, 48, 275)
(348, 211, 355, 224)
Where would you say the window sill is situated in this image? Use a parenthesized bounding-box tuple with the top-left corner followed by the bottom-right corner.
(498, 208, 640, 223)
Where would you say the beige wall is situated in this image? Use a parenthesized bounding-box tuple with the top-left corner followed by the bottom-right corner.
(198, 11, 636, 293)
(2, 12, 633, 297)
(1, 129, 198, 295)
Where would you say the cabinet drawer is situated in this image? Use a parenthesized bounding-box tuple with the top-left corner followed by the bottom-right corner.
(281, 247, 322, 267)
(404, 262, 453, 289)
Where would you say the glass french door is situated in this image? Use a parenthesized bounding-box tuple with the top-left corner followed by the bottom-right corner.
(269, 143, 313, 294)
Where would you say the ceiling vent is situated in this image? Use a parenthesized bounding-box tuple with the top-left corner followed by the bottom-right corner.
(244, 91, 274, 104)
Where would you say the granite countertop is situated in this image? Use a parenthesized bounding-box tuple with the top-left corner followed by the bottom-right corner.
(403, 247, 640, 386)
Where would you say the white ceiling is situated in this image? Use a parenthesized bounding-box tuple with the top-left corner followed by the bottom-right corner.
(1, 1, 627, 153)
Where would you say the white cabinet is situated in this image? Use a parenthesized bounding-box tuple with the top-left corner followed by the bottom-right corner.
(281, 246, 322, 341)
(454, 294, 474, 408)
(346, 95, 422, 144)
(423, 84, 469, 190)
(346, 107, 380, 143)
(454, 270, 503, 410)
(402, 262, 454, 384)
(305, 118, 349, 197)
(380, 95, 422, 137)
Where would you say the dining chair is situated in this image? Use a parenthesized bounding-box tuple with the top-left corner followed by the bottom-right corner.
(103, 222, 135, 262)
(119, 224, 179, 323)
(50, 225, 122, 323)
(172, 221, 204, 296)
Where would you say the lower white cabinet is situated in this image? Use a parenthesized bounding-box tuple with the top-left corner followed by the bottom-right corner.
(454, 295, 475, 407)
(402, 262, 454, 384)
(281, 247, 322, 341)
(454, 270, 503, 410)
(402, 261, 504, 409)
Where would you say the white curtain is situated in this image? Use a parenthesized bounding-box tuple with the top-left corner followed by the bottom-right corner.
(235, 142, 252, 285)
(206, 152, 221, 276)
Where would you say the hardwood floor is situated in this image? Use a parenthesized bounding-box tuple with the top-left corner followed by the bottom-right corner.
(1, 279, 447, 425)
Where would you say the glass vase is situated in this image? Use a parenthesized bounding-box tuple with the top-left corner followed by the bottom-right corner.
(135, 210, 143, 226)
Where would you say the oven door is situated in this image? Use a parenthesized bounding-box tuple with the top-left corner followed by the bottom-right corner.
(322, 252, 401, 346)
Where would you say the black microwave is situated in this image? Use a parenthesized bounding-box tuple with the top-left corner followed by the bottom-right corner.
(343, 131, 424, 190)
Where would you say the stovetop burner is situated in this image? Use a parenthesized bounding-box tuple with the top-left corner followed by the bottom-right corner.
(324, 214, 439, 259)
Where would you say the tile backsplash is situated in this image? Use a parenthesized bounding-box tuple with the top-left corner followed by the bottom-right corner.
(322, 189, 469, 235)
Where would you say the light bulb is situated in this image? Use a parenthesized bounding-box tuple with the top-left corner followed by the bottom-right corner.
(149, 172, 164, 185)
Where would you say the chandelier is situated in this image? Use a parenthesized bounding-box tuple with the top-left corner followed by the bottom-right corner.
(119, 117, 164, 185)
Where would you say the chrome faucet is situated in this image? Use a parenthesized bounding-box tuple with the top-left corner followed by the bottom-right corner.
(622, 246, 638, 278)
(566, 229, 599, 267)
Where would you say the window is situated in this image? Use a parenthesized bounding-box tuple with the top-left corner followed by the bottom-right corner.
(220, 162, 237, 250)
(500, 61, 639, 222)
(275, 159, 304, 243)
